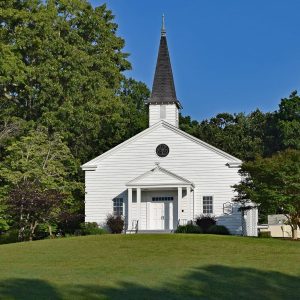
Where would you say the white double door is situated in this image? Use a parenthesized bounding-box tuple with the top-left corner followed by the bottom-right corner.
(150, 202, 173, 230)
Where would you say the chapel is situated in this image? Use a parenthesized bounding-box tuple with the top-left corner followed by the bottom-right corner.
(81, 17, 258, 235)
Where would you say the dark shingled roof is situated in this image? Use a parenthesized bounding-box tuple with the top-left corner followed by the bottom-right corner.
(147, 23, 182, 108)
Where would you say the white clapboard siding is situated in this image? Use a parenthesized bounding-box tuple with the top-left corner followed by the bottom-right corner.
(149, 104, 179, 127)
(84, 122, 243, 234)
(149, 105, 160, 127)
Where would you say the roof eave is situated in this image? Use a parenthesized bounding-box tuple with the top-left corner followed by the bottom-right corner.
(81, 165, 97, 171)
(146, 99, 182, 109)
(226, 162, 242, 168)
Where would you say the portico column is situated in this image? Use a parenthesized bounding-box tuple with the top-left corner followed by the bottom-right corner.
(169, 201, 173, 230)
(177, 187, 182, 226)
(128, 188, 132, 230)
(187, 186, 191, 223)
(137, 187, 141, 226)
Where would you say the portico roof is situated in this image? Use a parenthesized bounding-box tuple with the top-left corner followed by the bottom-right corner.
(126, 164, 194, 188)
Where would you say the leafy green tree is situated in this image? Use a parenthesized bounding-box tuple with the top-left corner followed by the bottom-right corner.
(0, 0, 151, 237)
(0, 127, 81, 204)
(0, 120, 20, 146)
(0, 204, 9, 232)
(260, 92, 300, 157)
(233, 149, 300, 239)
(276, 91, 300, 150)
(180, 111, 267, 161)
(179, 115, 201, 138)
(0, 118, 25, 162)
(0, 0, 133, 162)
(118, 78, 149, 138)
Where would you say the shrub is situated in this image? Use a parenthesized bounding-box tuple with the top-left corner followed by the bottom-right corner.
(195, 215, 216, 233)
(57, 212, 84, 235)
(258, 231, 271, 238)
(0, 216, 9, 233)
(79, 222, 107, 236)
(175, 224, 202, 234)
(34, 223, 57, 240)
(106, 214, 124, 234)
(207, 225, 230, 235)
(0, 229, 19, 244)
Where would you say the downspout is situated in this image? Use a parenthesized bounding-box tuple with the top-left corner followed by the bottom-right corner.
(193, 188, 195, 222)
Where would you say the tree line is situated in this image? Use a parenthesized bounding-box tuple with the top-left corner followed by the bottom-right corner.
(180, 91, 300, 161)
(0, 0, 299, 241)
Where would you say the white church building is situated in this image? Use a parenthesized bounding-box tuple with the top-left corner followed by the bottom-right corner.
(81, 19, 258, 235)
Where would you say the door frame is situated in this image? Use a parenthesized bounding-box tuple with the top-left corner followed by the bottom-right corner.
(145, 191, 176, 230)
(150, 201, 165, 230)
(148, 201, 174, 230)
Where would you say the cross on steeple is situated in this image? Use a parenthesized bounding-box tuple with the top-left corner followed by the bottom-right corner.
(161, 14, 166, 37)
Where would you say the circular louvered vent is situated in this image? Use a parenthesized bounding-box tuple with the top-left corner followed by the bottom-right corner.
(156, 144, 169, 157)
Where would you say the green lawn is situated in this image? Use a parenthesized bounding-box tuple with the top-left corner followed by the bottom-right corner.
(0, 235, 299, 300)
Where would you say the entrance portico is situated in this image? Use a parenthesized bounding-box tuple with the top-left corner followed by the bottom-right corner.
(126, 165, 194, 232)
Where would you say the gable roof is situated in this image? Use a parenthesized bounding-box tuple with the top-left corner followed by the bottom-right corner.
(126, 164, 194, 187)
(81, 121, 242, 171)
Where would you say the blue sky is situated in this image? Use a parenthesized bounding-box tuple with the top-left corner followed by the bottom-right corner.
(91, 0, 300, 121)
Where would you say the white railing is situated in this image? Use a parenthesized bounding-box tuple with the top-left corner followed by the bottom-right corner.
(178, 219, 188, 226)
(133, 219, 139, 233)
(125, 219, 139, 234)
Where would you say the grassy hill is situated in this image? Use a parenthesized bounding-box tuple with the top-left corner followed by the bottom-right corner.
(0, 234, 299, 299)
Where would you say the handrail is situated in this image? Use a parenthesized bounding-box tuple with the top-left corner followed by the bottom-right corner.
(177, 219, 188, 227)
(135, 220, 139, 234)
(125, 219, 139, 234)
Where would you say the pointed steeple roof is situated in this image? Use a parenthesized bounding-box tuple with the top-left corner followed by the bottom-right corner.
(147, 16, 182, 108)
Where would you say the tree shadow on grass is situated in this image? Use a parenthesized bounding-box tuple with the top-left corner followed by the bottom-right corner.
(67, 265, 300, 300)
(1, 265, 299, 300)
(0, 278, 61, 300)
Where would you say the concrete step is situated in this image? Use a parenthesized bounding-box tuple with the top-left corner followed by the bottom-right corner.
(137, 230, 173, 234)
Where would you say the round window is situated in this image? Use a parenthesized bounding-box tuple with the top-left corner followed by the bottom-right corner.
(156, 144, 169, 157)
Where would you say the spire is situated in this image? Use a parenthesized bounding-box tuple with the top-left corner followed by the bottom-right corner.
(147, 15, 181, 108)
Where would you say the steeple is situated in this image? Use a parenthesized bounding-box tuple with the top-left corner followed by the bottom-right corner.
(148, 16, 181, 127)
(148, 15, 181, 108)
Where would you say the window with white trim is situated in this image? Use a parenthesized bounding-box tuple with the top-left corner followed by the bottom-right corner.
(203, 196, 213, 214)
(113, 198, 123, 216)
